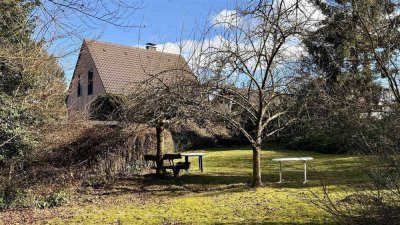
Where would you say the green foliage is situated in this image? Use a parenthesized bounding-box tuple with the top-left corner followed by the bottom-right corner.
(0, 196, 4, 210)
(0, 94, 37, 159)
(0, 0, 36, 45)
(304, 0, 399, 88)
(34, 190, 69, 209)
(0, 0, 66, 162)
(0, 181, 26, 210)
(0, 53, 66, 160)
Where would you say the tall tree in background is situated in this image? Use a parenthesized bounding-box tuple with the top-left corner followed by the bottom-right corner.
(302, 2, 400, 223)
(290, 0, 400, 153)
(0, 0, 66, 163)
(305, 0, 400, 101)
(352, 0, 400, 104)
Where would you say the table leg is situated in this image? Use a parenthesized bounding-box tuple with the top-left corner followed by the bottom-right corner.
(185, 156, 189, 173)
(303, 161, 308, 183)
(278, 162, 282, 183)
(199, 156, 203, 173)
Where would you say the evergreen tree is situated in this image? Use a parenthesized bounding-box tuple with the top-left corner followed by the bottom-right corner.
(0, 0, 66, 162)
(304, 0, 400, 93)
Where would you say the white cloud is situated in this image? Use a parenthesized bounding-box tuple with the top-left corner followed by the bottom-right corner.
(278, 0, 325, 31)
(211, 1, 325, 31)
(155, 35, 227, 70)
(155, 2, 325, 76)
(211, 10, 241, 28)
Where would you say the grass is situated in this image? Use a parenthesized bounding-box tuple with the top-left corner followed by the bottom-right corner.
(2, 147, 367, 224)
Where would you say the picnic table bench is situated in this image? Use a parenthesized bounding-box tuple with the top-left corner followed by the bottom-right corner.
(144, 154, 190, 177)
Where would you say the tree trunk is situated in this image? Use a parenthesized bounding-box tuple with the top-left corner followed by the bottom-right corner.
(156, 123, 165, 175)
(252, 143, 263, 187)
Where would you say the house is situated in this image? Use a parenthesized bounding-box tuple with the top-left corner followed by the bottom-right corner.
(66, 39, 192, 117)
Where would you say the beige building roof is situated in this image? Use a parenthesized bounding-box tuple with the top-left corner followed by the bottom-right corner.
(84, 39, 192, 95)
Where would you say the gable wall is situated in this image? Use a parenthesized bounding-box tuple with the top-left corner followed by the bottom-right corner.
(67, 44, 106, 116)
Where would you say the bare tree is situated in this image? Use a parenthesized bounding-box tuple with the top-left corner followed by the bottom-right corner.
(191, 0, 322, 187)
(122, 55, 199, 175)
(34, 0, 142, 39)
(0, 0, 143, 62)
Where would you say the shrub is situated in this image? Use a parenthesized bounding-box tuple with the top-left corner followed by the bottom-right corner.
(90, 94, 125, 121)
(0, 181, 26, 210)
(170, 120, 246, 150)
(313, 113, 400, 224)
(34, 190, 69, 209)
(283, 128, 344, 153)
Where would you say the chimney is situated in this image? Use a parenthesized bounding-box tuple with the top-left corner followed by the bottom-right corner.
(145, 43, 157, 51)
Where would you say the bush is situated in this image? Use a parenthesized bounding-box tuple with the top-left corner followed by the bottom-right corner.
(34, 190, 69, 209)
(90, 94, 125, 121)
(283, 128, 344, 153)
(312, 113, 400, 224)
(279, 74, 384, 154)
(170, 120, 246, 150)
(0, 181, 26, 210)
(0, 94, 37, 161)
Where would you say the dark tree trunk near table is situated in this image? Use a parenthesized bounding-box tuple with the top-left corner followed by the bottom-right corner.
(156, 122, 166, 175)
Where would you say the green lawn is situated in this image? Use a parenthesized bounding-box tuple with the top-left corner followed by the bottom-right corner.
(28, 147, 367, 224)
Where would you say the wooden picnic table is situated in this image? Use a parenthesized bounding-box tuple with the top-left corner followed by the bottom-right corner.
(144, 154, 190, 177)
(180, 152, 206, 173)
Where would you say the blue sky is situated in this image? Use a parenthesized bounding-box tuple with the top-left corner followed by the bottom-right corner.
(60, 0, 234, 82)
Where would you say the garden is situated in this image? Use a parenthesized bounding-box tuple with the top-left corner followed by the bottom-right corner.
(2, 147, 366, 224)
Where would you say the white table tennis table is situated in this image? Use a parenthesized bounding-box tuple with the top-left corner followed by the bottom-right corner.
(272, 157, 314, 183)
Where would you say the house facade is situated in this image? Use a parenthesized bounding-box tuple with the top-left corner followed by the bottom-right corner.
(67, 40, 105, 114)
(66, 40, 192, 116)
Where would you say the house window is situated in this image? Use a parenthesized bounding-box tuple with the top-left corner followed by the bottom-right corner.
(88, 71, 93, 95)
(77, 75, 82, 97)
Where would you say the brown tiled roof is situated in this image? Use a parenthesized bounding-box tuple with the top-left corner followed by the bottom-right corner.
(85, 39, 192, 95)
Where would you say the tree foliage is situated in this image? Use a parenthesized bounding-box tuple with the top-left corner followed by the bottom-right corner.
(0, 0, 66, 162)
(305, 0, 400, 100)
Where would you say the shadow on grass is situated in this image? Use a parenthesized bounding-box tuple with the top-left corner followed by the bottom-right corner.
(216, 222, 337, 225)
(82, 148, 366, 198)
(131, 174, 252, 189)
(81, 175, 252, 197)
(195, 146, 252, 152)
(107, 170, 362, 193)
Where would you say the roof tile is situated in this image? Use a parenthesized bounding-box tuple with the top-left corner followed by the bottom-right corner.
(85, 40, 192, 95)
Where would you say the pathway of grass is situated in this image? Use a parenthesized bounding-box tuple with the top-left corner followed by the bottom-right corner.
(40, 147, 366, 224)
